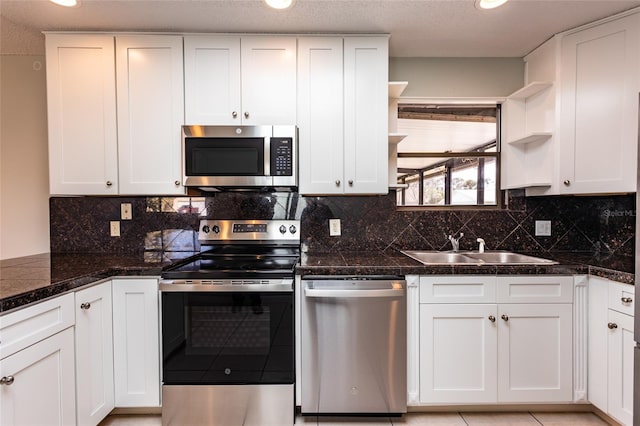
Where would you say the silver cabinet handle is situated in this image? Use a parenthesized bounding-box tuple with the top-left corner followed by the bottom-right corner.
(488, 315, 496, 323)
(244, 112, 249, 119)
(80, 302, 91, 310)
(335, 180, 341, 187)
(0, 376, 14, 386)
(501, 314, 509, 322)
(174, 180, 181, 186)
(621, 297, 633, 304)
(608, 322, 618, 329)
(106, 181, 113, 187)
(232, 111, 238, 118)
(563, 180, 571, 186)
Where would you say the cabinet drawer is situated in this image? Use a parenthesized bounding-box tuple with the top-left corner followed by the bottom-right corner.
(420, 276, 497, 304)
(0, 293, 75, 359)
(497, 276, 573, 303)
(608, 281, 634, 316)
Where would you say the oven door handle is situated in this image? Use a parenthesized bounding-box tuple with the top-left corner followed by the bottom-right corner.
(304, 287, 405, 298)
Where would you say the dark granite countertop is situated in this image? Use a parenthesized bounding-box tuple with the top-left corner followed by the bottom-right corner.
(298, 250, 635, 285)
(1, 249, 634, 314)
(0, 253, 166, 313)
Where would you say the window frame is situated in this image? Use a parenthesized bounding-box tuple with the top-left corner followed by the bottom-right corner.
(394, 100, 502, 210)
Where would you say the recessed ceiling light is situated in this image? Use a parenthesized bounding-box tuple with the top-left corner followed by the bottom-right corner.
(475, 0, 509, 10)
(264, 0, 296, 10)
(49, 0, 80, 7)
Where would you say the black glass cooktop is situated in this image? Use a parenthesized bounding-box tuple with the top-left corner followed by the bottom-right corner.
(162, 245, 299, 280)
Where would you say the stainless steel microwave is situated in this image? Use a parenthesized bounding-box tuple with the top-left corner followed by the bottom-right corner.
(182, 125, 297, 191)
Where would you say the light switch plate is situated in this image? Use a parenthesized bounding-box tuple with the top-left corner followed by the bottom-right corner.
(110, 221, 121, 237)
(329, 219, 341, 236)
(121, 203, 132, 220)
(535, 220, 551, 236)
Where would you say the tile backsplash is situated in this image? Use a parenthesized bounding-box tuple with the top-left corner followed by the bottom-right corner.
(50, 190, 635, 259)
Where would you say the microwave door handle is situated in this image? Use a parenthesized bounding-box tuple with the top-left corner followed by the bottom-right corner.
(264, 136, 271, 177)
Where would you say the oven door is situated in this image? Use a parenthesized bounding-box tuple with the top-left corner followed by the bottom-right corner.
(161, 291, 294, 386)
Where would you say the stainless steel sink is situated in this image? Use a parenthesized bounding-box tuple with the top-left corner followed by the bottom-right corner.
(462, 251, 557, 265)
(401, 250, 482, 265)
(401, 250, 557, 265)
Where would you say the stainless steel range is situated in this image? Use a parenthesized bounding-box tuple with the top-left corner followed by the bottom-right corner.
(159, 219, 299, 426)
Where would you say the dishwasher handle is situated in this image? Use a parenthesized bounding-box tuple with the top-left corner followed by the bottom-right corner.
(304, 286, 405, 298)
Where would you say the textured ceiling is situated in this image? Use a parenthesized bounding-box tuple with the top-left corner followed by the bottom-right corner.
(2, 0, 640, 56)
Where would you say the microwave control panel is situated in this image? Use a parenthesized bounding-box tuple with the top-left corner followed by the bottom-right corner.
(270, 138, 294, 176)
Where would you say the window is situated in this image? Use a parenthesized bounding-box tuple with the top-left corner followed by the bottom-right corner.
(395, 104, 500, 207)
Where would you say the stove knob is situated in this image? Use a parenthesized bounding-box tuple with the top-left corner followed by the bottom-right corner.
(289, 225, 297, 234)
(202, 225, 210, 233)
(212, 225, 220, 234)
(279, 225, 287, 234)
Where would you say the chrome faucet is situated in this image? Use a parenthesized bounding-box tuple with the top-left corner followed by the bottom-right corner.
(447, 232, 464, 252)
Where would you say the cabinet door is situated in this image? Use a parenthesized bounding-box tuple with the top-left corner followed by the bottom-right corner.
(184, 36, 241, 125)
(112, 278, 160, 407)
(588, 277, 609, 412)
(419, 304, 498, 403)
(75, 282, 114, 426)
(559, 13, 640, 194)
(343, 37, 389, 194)
(116, 35, 185, 195)
(297, 37, 345, 195)
(240, 36, 297, 125)
(0, 327, 76, 426)
(497, 303, 573, 402)
(45, 34, 118, 195)
(608, 309, 634, 426)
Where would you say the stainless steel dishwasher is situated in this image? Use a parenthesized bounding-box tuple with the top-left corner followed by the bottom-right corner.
(301, 276, 407, 415)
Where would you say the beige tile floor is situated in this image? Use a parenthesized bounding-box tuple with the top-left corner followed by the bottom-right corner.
(99, 411, 615, 426)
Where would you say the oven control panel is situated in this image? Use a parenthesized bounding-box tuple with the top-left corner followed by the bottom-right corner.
(199, 219, 300, 242)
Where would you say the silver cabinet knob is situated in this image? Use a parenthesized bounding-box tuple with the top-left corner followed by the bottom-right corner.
(608, 322, 618, 329)
(0, 376, 14, 386)
(501, 314, 509, 322)
(488, 315, 496, 323)
(174, 180, 181, 186)
(106, 181, 113, 187)
(621, 297, 633, 304)
(563, 180, 571, 186)
(232, 111, 238, 118)
(348, 180, 353, 186)
(80, 302, 91, 310)
(244, 112, 249, 119)
(335, 180, 341, 187)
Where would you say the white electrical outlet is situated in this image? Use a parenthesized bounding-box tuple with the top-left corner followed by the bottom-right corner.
(329, 219, 341, 236)
(121, 203, 132, 220)
(110, 221, 121, 237)
(535, 220, 552, 236)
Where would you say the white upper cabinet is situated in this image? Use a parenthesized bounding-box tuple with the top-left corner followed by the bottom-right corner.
(184, 36, 296, 125)
(559, 12, 640, 194)
(343, 37, 389, 194)
(116, 35, 185, 195)
(297, 37, 345, 195)
(298, 36, 389, 195)
(184, 36, 241, 125)
(46, 34, 119, 195)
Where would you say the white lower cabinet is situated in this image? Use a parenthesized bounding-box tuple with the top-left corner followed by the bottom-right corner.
(112, 278, 160, 407)
(418, 275, 573, 404)
(419, 303, 498, 403)
(588, 277, 634, 426)
(0, 293, 76, 426)
(0, 327, 76, 426)
(75, 281, 115, 426)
